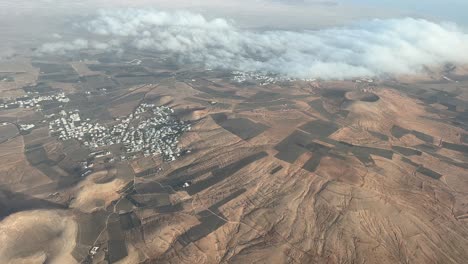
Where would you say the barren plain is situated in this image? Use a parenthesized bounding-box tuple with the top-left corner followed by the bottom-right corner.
(0, 51, 467, 264)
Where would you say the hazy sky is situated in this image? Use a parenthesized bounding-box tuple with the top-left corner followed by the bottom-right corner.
(2, 0, 467, 28)
(2, 0, 466, 20)
(346, 0, 468, 25)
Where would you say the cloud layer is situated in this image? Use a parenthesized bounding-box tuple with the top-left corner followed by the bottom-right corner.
(39, 9, 468, 79)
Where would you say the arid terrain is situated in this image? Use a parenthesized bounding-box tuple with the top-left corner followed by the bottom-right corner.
(0, 51, 467, 264)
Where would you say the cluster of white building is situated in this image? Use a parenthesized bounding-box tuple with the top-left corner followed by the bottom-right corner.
(231, 71, 316, 85)
(117, 103, 191, 161)
(49, 109, 102, 141)
(48, 103, 190, 161)
(0, 92, 70, 110)
(232, 71, 282, 85)
(354, 78, 374, 83)
(19, 123, 35, 132)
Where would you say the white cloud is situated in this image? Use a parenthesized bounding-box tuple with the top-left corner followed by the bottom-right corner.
(39, 39, 89, 54)
(38, 9, 468, 79)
